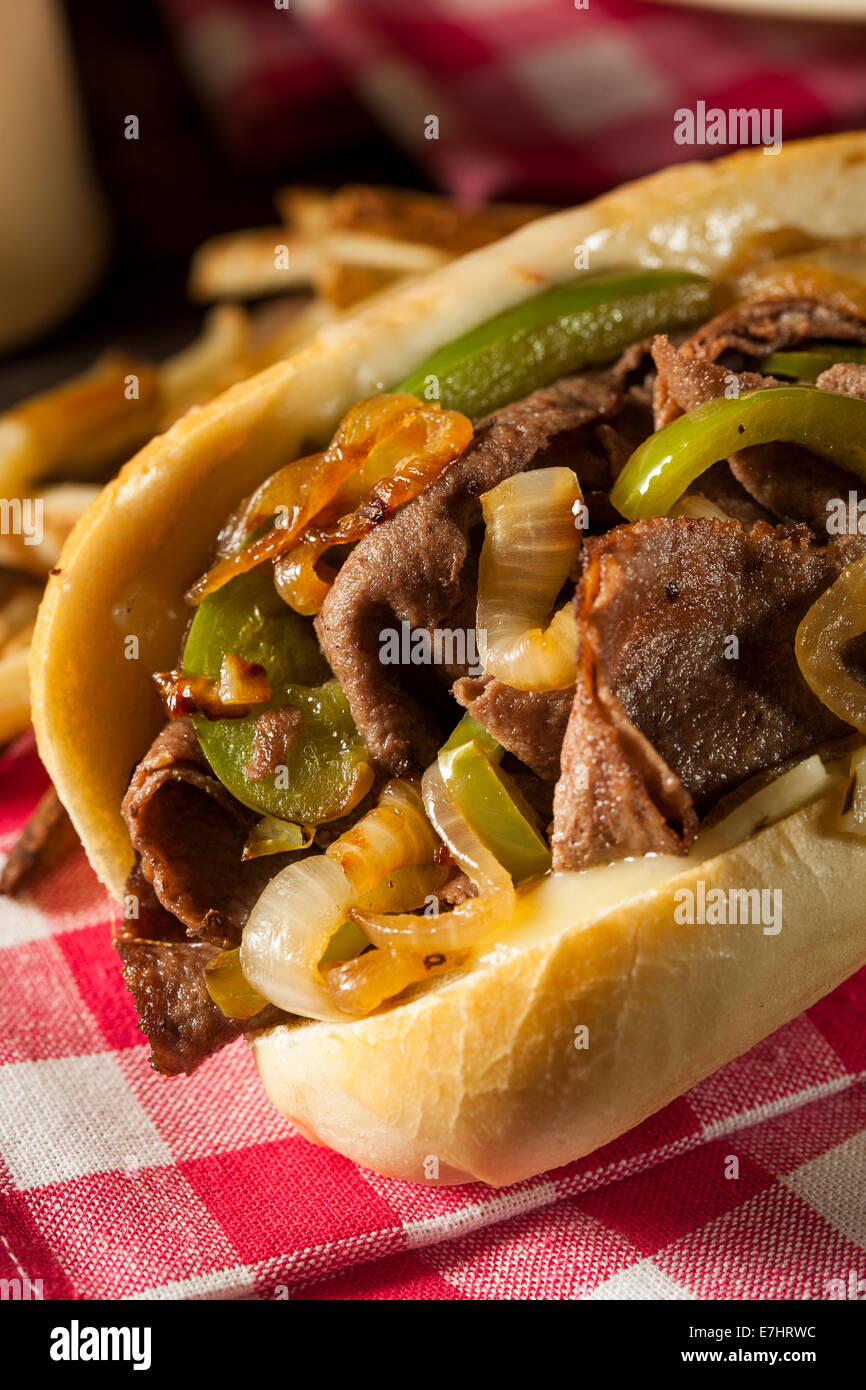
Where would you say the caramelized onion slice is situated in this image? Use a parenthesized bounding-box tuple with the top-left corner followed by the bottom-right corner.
(326, 779, 438, 895)
(153, 654, 270, 721)
(241, 778, 440, 1020)
(187, 394, 427, 605)
(219, 654, 271, 705)
(795, 556, 866, 734)
(349, 759, 516, 957)
(322, 946, 464, 1017)
(477, 467, 582, 691)
(273, 401, 472, 614)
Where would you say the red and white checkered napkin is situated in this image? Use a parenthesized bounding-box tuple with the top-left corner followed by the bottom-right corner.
(1, 734, 865, 1300)
(163, 0, 866, 198)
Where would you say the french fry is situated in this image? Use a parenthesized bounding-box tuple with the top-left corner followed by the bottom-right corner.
(0, 353, 160, 497)
(275, 186, 332, 238)
(314, 185, 550, 309)
(0, 786, 80, 895)
(321, 230, 449, 272)
(0, 297, 337, 509)
(324, 184, 552, 254)
(0, 643, 31, 745)
(160, 304, 252, 423)
(0, 483, 100, 577)
(0, 582, 40, 653)
(192, 186, 552, 310)
(187, 228, 322, 302)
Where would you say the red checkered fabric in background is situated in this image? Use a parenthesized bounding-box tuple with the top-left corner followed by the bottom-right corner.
(162, 0, 866, 198)
(1, 733, 865, 1300)
(159, 0, 366, 162)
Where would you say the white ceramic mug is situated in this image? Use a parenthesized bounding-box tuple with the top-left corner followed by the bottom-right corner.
(0, 0, 108, 352)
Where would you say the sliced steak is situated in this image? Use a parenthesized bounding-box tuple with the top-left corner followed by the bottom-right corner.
(115, 864, 281, 1075)
(649, 336, 775, 524)
(116, 935, 281, 1076)
(121, 718, 299, 949)
(676, 296, 866, 373)
(728, 444, 865, 536)
(552, 518, 866, 870)
(552, 658, 696, 873)
(244, 705, 302, 780)
(816, 361, 866, 400)
(317, 361, 649, 776)
(651, 332, 773, 429)
(651, 332, 866, 535)
(116, 861, 186, 943)
(451, 674, 572, 781)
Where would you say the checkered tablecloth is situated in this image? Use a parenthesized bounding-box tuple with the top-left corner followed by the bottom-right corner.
(163, 0, 866, 198)
(1, 732, 864, 1300)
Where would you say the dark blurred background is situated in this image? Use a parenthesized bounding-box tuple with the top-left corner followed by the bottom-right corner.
(0, 0, 421, 408)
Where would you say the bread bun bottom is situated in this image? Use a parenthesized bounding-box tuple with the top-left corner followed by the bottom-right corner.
(253, 782, 866, 1186)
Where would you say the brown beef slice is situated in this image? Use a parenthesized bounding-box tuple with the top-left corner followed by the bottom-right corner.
(244, 705, 302, 780)
(676, 296, 866, 374)
(121, 718, 298, 948)
(651, 297, 866, 534)
(116, 862, 282, 1076)
(316, 365, 648, 776)
(451, 675, 572, 782)
(815, 361, 866, 401)
(116, 933, 281, 1076)
(116, 861, 187, 944)
(552, 518, 866, 870)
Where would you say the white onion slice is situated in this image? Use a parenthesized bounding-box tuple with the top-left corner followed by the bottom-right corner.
(241, 854, 355, 1021)
(241, 778, 440, 1020)
(350, 760, 515, 956)
(796, 555, 866, 734)
(326, 779, 437, 895)
(476, 467, 581, 691)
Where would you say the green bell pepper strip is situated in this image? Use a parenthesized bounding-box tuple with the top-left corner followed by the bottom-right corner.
(610, 387, 866, 522)
(243, 815, 314, 860)
(204, 948, 270, 1020)
(761, 347, 866, 382)
(441, 712, 503, 763)
(439, 719, 551, 885)
(397, 270, 716, 419)
(183, 570, 373, 824)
